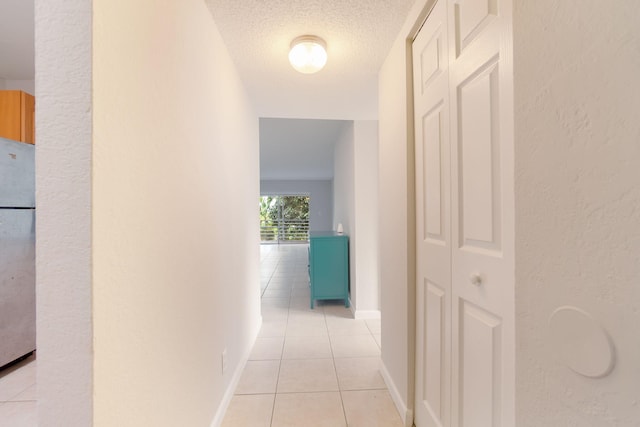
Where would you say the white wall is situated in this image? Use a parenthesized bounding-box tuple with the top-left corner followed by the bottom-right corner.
(377, 1, 426, 422)
(260, 179, 333, 231)
(352, 121, 380, 317)
(333, 122, 356, 289)
(37, 0, 261, 426)
(514, 1, 640, 425)
(36, 1, 93, 425)
(333, 121, 381, 318)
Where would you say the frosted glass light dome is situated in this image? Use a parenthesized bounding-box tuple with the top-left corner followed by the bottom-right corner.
(289, 35, 327, 74)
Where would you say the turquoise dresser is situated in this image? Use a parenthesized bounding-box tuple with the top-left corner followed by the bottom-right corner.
(308, 231, 349, 309)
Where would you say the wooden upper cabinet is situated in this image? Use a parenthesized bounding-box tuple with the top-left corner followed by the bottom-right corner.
(0, 90, 35, 144)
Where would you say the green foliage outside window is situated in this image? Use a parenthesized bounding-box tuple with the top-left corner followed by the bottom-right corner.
(260, 195, 309, 241)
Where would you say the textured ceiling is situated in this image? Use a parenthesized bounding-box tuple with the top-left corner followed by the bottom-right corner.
(205, 0, 416, 120)
(0, 0, 34, 80)
(206, 0, 416, 181)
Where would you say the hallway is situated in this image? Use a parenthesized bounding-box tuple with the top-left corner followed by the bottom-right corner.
(221, 244, 402, 427)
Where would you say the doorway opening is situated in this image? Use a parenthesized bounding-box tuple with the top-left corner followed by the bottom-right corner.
(260, 195, 310, 243)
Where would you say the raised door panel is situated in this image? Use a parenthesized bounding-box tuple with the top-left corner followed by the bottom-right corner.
(453, 0, 498, 57)
(413, 1, 451, 426)
(449, 0, 514, 312)
(448, 0, 514, 425)
(414, 0, 452, 289)
(416, 276, 451, 427)
(423, 281, 446, 422)
(456, 58, 501, 255)
(422, 103, 445, 242)
(418, 22, 446, 95)
(454, 300, 502, 427)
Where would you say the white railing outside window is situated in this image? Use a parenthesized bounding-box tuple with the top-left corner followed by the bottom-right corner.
(260, 218, 309, 242)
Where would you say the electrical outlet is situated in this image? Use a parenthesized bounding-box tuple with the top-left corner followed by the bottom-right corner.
(221, 349, 227, 375)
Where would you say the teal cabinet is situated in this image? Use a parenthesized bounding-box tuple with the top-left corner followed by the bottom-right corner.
(309, 231, 349, 309)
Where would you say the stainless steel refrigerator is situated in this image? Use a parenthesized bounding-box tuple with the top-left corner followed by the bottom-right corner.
(0, 137, 35, 368)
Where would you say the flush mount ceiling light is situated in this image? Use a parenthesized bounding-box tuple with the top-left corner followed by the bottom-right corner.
(288, 35, 327, 74)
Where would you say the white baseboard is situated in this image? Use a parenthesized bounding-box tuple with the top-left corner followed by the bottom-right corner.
(380, 359, 414, 427)
(209, 316, 263, 427)
(347, 299, 381, 320)
(353, 309, 381, 320)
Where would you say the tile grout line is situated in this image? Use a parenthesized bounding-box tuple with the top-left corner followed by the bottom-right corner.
(324, 295, 349, 426)
(270, 248, 289, 427)
(259, 247, 283, 427)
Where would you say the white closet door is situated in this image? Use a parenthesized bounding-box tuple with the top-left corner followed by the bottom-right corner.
(413, 0, 514, 426)
(448, 0, 515, 425)
(413, 1, 452, 425)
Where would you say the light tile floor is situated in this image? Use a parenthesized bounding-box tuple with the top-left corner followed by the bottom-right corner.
(0, 354, 37, 427)
(222, 243, 403, 427)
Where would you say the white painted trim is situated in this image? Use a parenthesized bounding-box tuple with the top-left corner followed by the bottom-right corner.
(353, 309, 381, 320)
(380, 359, 414, 427)
(348, 297, 381, 320)
(209, 316, 263, 427)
